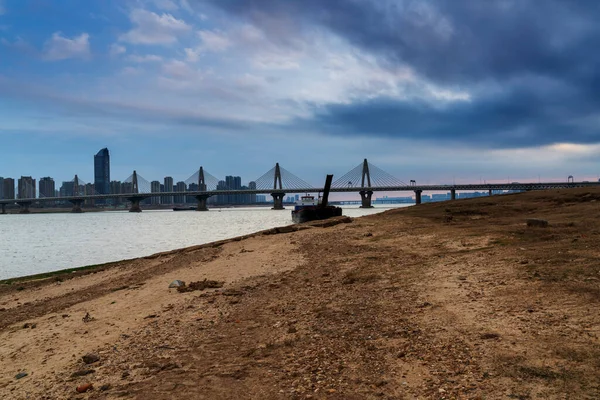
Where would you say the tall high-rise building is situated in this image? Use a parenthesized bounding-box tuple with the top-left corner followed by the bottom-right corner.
(248, 181, 257, 204)
(216, 180, 227, 204)
(94, 148, 110, 203)
(150, 181, 161, 205)
(3, 178, 15, 200)
(174, 181, 186, 204)
(110, 180, 123, 205)
(84, 183, 95, 206)
(18, 176, 36, 199)
(0, 177, 3, 199)
(162, 177, 174, 205)
(60, 181, 75, 197)
(225, 176, 242, 204)
(187, 183, 198, 204)
(39, 177, 55, 198)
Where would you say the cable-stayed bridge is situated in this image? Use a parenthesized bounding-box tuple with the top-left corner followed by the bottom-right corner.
(2, 159, 599, 214)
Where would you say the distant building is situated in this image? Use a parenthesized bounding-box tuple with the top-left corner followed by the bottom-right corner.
(187, 183, 198, 204)
(162, 177, 174, 205)
(2, 178, 15, 200)
(0, 177, 3, 199)
(60, 181, 75, 197)
(225, 176, 242, 204)
(39, 177, 55, 198)
(121, 182, 133, 194)
(150, 181, 161, 205)
(174, 181, 186, 204)
(248, 181, 257, 204)
(84, 183, 95, 206)
(94, 148, 110, 204)
(18, 176, 36, 199)
(216, 180, 227, 204)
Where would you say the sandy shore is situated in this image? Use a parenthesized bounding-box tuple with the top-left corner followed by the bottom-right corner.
(1, 188, 600, 399)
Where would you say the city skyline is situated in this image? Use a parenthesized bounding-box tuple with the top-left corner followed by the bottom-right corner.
(2, 155, 597, 201)
(1, 1, 600, 185)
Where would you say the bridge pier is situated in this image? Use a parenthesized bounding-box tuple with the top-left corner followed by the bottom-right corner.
(195, 194, 211, 211)
(17, 201, 31, 214)
(359, 190, 374, 208)
(271, 193, 285, 210)
(1, 204, 6, 214)
(69, 199, 85, 213)
(127, 196, 145, 212)
(489, 189, 493, 196)
(414, 190, 423, 205)
(451, 189, 456, 201)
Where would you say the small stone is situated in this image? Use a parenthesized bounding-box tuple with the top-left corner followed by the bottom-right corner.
(76, 383, 93, 393)
(100, 384, 111, 391)
(439, 388, 446, 393)
(168, 280, 186, 288)
(15, 372, 28, 380)
(82, 312, 94, 323)
(82, 353, 100, 364)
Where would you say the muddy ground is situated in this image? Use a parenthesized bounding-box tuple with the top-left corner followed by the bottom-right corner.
(1, 188, 599, 399)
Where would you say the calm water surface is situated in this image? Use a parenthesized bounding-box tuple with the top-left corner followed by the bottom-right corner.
(0, 205, 411, 280)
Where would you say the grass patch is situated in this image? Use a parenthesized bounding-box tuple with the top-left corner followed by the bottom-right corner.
(0, 260, 122, 286)
(517, 365, 560, 380)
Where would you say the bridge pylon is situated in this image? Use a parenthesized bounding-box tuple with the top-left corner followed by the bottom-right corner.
(273, 163, 283, 190)
(198, 167, 207, 191)
(271, 163, 285, 209)
(359, 159, 374, 208)
(70, 175, 86, 212)
(195, 166, 211, 211)
(73, 175, 80, 196)
(132, 170, 139, 194)
(126, 170, 148, 212)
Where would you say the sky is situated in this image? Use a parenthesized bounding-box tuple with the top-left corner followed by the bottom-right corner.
(1, 0, 600, 187)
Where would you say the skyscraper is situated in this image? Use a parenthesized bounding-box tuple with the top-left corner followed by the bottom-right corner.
(248, 181, 257, 204)
(162, 177, 174, 205)
(60, 181, 75, 197)
(3, 178, 15, 200)
(94, 148, 110, 201)
(18, 176, 36, 199)
(39, 177, 55, 198)
(174, 181, 186, 204)
(150, 181, 161, 205)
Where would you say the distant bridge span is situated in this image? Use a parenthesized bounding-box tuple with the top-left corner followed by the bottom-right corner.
(2, 181, 599, 214)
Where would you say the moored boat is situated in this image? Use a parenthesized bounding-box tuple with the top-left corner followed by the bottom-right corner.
(172, 206, 196, 211)
(290, 175, 342, 223)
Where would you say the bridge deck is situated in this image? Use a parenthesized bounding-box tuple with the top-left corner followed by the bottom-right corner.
(2, 182, 600, 204)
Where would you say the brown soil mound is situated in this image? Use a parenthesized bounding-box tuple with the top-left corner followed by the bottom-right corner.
(1, 188, 600, 399)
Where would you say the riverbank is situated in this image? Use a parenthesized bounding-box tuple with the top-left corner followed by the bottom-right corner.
(1, 188, 599, 399)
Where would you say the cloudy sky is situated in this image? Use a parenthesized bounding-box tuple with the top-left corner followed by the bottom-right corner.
(1, 0, 599, 187)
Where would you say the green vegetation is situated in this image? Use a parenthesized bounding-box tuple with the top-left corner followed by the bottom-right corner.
(0, 260, 121, 285)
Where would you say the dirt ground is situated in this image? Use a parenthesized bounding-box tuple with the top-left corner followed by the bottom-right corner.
(1, 188, 600, 399)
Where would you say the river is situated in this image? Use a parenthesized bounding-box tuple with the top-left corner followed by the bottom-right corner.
(0, 205, 411, 280)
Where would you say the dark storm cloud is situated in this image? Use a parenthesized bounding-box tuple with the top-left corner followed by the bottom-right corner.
(200, 0, 600, 148)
